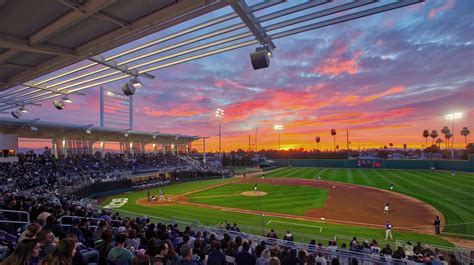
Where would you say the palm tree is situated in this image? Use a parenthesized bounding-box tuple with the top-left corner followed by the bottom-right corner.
(422, 130, 429, 147)
(441, 126, 450, 150)
(460, 127, 470, 147)
(445, 132, 453, 150)
(330, 129, 337, 151)
(436, 138, 443, 148)
(430, 130, 438, 145)
(315, 136, 321, 150)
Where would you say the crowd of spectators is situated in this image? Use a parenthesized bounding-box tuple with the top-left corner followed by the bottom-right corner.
(0, 153, 466, 265)
(0, 201, 463, 265)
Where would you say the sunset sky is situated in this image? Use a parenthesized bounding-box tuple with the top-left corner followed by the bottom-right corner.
(16, 0, 474, 152)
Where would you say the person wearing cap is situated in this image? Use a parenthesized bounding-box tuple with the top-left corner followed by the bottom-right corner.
(177, 243, 194, 265)
(385, 221, 393, 240)
(68, 218, 84, 243)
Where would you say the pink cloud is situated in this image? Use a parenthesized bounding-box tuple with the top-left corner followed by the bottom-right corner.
(428, 0, 454, 18)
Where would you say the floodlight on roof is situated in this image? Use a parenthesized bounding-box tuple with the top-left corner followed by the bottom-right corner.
(62, 95, 73, 103)
(129, 78, 143, 89)
(250, 46, 270, 70)
(121, 83, 135, 96)
(11, 111, 21, 119)
(52, 100, 65, 110)
(30, 126, 38, 132)
(19, 106, 29, 113)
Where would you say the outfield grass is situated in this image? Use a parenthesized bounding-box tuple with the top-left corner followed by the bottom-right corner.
(264, 167, 474, 237)
(187, 183, 328, 215)
(99, 178, 453, 247)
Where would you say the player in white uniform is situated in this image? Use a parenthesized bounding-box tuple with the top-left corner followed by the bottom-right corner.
(384, 202, 390, 214)
(390, 184, 394, 191)
(159, 190, 165, 201)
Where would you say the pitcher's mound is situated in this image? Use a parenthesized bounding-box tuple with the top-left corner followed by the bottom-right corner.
(241, 191, 267, 196)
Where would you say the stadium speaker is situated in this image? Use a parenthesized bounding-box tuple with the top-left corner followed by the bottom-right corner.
(11, 111, 21, 119)
(52, 100, 65, 110)
(121, 83, 135, 96)
(250, 47, 270, 70)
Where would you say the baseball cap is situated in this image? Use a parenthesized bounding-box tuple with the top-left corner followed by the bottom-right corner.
(117, 226, 127, 233)
(180, 243, 192, 256)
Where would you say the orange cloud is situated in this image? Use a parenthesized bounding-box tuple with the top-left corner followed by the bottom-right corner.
(362, 86, 405, 103)
(314, 51, 362, 76)
(143, 106, 203, 117)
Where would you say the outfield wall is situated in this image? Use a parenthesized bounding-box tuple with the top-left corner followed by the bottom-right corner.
(273, 155, 474, 172)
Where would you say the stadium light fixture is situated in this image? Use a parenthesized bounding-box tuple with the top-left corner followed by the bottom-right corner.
(129, 78, 143, 89)
(62, 95, 73, 103)
(444, 112, 463, 160)
(19, 105, 29, 113)
(11, 111, 21, 119)
(274, 125, 284, 150)
(30, 126, 38, 132)
(215, 108, 224, 155)
(52, 99, 65, 110)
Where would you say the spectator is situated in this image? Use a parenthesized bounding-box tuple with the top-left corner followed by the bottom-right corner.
(306, 254, 316, 265)
(207, 240, 226, 265)
(18, 223, 42, 243)
(108, 233, 134, 265)
(2, 239, 41, 265)
(132, 254, 151, 265)
(36, 229, 56, 260)
(236, 242, 256, 265)
(79, 218, 94, 247)
(68, 218, 84, 243)
(256, 249, 271, 265)
(381, 244, 393, 256)
(95, 229, 114, 263)
(164, 239, 179, 264)
(269, 257, 281, 265)
(40, 238, 77, 265)
(177, 244, 194, 265)
(43, 215, 66, 239)
(126, 229, 140, 251)
(93, 220, 108, 241)
(314, 252, 326, 265)
(281, 248, 298, 265)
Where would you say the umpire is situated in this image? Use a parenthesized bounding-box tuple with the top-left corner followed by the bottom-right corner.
(433, 216, 441, 234)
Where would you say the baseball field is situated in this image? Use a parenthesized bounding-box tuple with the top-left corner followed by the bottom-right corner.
(99, 167, 474, 247)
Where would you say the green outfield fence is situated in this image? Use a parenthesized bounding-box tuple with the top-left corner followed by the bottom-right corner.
(273, 155, 474, 172)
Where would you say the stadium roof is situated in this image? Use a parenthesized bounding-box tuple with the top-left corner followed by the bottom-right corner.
(0, 117, 200, 144)
(0, 0, 423, 113)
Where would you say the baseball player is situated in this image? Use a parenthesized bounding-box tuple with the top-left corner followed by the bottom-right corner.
(385, 221, 393, 240)
(384, 202, 390, 214)
(254, 184, 258, 191)
(147, 191, 151, 201)
(390, 184, 394, 191)
(151, 193, 156, 202)
(451, 171, 455, 176)
(159, 190, 165, 201)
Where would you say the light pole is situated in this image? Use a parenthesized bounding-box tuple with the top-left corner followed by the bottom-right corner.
(215, 108, 224, 156)
(274, 125, 283, 150)
(445, 112, 462, 160)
